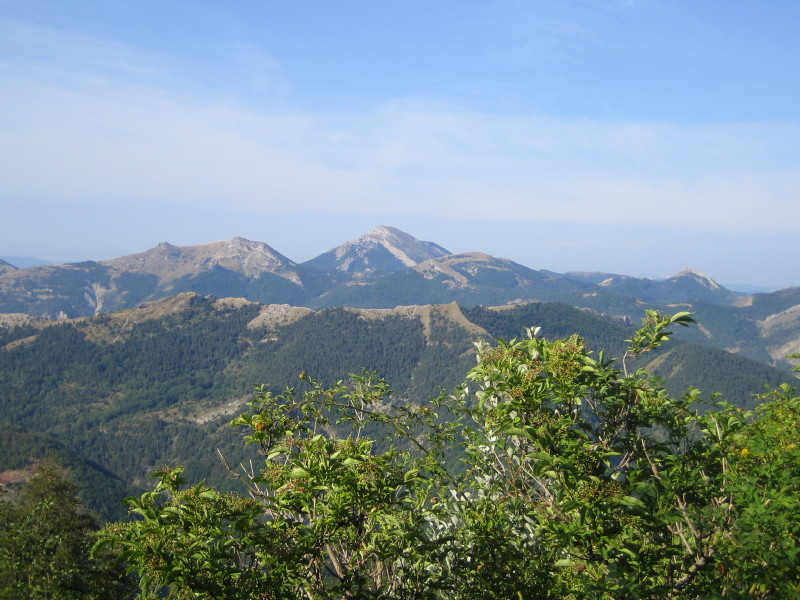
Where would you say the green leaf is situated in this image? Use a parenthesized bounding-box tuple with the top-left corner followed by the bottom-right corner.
(289, 466, 310, 478)
(615, 496, 646, 509)
(554, 558, 573, 567)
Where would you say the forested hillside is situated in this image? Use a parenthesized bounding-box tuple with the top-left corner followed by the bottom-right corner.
(0, 293, 795, 520)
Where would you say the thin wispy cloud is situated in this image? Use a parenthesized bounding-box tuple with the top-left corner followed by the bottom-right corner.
(3, 67, 797, 233)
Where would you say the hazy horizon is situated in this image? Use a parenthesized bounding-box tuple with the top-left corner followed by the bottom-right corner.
(0, 220, 789, 293)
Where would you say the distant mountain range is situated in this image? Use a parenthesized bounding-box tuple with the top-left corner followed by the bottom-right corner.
(565, 267, 742, 305)
(0, 225, 744, 316)
(2, 225, 798, 370)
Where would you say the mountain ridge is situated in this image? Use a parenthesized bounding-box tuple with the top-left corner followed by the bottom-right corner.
(2, 228, 740, 313)
(1, 226, 798, 370)
(101, 237, 302, 284)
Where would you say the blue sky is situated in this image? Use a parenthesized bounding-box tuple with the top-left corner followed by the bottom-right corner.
(1, 1, 799, 288)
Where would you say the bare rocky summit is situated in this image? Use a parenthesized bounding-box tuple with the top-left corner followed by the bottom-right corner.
(302, 225, 451, 275)
(103, 237, 301, 284)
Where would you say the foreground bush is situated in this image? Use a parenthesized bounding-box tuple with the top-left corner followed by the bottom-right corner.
(98, 311, 800, 599)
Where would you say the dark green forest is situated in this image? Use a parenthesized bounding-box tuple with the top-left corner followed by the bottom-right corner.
(0, 297, 796, 522)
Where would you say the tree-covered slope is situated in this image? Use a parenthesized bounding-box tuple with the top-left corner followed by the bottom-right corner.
(0, 421, 134, 521)
(0, 294, 796, 521)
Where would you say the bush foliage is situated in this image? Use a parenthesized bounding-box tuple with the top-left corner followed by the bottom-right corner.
(98, 311, 800, 599)
(0, 460, 136, 599)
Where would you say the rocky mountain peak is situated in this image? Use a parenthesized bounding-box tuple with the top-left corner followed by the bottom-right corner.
(304, 226, 451, 275)
(671, 267, 722, 290)
(102, 238, 299, 283)
(345, 226, 451, 267)
(215, 237, 297, 279)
